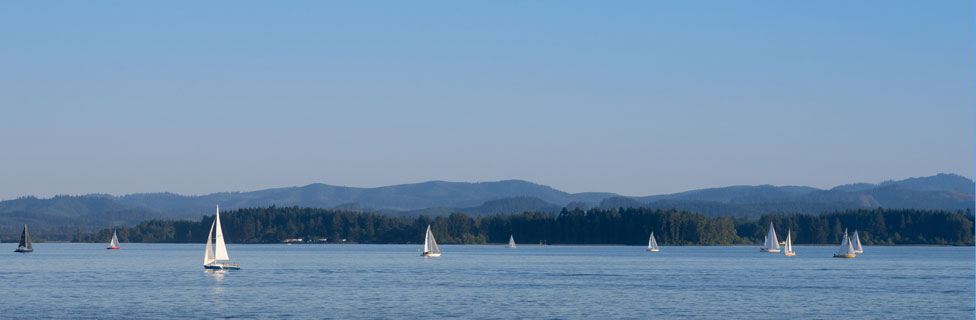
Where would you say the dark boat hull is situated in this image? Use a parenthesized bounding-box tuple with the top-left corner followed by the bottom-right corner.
(14, 248, 33, 253)
(204, 264, 241, 270)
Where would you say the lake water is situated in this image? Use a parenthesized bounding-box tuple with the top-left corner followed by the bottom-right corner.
(0, 243, 972, 319)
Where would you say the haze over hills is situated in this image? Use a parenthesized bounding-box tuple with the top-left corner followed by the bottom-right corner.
(0, 174, 972, 234)
(93, 180, 616, 218)
(599, 173, 974, 217)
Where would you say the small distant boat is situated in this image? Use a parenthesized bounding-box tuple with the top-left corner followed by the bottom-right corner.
(14, 224, 33, 253)
(204, 205, 240, 270)
(783, 230, 795, 256)
(852, 230, 864, 254)
(760, 222, 781, 253)
(833, 228, 856, 258)
(506, 235, 516, 248)
(107, 230, 121, 250)
(646, 232, 659, 252)
(421, 225, 441, 257)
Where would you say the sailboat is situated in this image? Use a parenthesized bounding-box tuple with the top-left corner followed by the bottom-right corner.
(833, 228, 856, 258)
(783, 230, 795, 256)
(646, 232, 659, 252)
(760, 222, 781, 253)
(204, 205, 240, 270)
(852, 230, 864, 253)
(14, 224, 33, 253)
(107, 230, 121, 250)
(421, 225, 441, 257)
(506, 235, 516, 248)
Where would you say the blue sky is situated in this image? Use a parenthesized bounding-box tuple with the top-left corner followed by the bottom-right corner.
(0, 1, 972, 199)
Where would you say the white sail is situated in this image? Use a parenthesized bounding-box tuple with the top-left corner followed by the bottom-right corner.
(648, 232, 659, 251)
(508, 235, 516, 248)
(213, 205, 230, 261)
(429, 227, 440, 253)
(836, 229, 856, 256)
(204, 220, 215, 265)
(423, 225, 430, 253)
(423, 225, 441, 255)
(763, 222, 780, 251)
(784, 230, 793, 255)
(852, 230, 864, 253)
(109, 231, 120, 248)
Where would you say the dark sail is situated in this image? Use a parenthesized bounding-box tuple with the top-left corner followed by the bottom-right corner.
(15, 224, 33, 253)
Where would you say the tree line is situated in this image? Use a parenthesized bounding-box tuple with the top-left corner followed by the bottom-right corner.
(76, 206, 974, 246)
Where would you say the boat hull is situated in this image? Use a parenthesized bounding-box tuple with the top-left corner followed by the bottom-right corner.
(421, 252, 441, 257)
(760, 248, 780, 253)
(833, 254, 856, 258)
(204, 264, 241, 270)
(107, 247, 120, 250)
(784, 252, 796, 256)
(14, 248, 32, 253)
(647, 249, 659, 252)
(853, 250, 863, 254)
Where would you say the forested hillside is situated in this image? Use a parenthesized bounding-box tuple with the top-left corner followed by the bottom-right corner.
(70, 206, 974, 246)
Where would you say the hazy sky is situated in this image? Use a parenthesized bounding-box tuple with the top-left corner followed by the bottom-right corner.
(1, 1, 973, 200)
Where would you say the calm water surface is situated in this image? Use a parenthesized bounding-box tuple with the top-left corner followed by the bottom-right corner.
(0, 243, 972, 319)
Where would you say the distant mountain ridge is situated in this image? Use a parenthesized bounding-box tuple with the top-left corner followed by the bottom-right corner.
(606, 173, 974, 217)
(0, 195, 158, 235)
(0, 174, 972, 233)
(90, 180, 615, 218)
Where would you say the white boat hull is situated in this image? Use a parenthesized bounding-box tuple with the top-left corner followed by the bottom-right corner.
(422, 252, 441, 257)
(760, 248, 780, 253)
(647, 248, 659, 252)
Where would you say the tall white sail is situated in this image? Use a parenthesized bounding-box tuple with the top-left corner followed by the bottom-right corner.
(428, 227, 440, 254)
(648, 232, 659, 251)
(852, 230, 864, 253)
(202, 205, 240, 269)
(508, 235, 516, 248)
(109, 231, 120, 248)
(204, 220, 215, 265)
(423, 225, 441, 255)
(213, 205, 230, 261)
(836, 229, 856, 257)
(423, 225, 430, 253)
(762, 222, 780, 251)
(784, 230, 793, 255)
